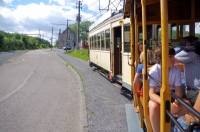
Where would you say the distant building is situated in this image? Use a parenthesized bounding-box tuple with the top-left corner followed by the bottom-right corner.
(58, 28, 77, 49)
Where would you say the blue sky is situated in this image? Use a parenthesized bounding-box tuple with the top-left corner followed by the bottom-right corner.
(0, 0, 123, 43)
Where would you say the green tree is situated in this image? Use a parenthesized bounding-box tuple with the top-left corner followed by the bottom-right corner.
(69, 21, 94, 41)
(55, 40, 58, 48)
(0, 31, 4, 48)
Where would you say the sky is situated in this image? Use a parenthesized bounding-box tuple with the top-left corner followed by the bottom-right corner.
(0, 0, 123, 44)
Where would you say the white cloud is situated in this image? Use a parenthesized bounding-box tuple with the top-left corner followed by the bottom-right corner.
(3, 0, 13, 4)
(0, 2, 80, 42)
(0, 0, 124, 43)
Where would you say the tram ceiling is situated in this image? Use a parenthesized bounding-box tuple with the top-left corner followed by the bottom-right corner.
(123, 0, 131, 19)
(123, 0, 200, 22)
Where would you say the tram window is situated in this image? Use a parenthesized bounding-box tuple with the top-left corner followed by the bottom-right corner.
(157, 27, 161, 44)
(101, 31, 105, 50)
(179, 24, 189, 37)
(90, 37, 92, 49)
(195, 22, 200, 38)
(171, 24, 177, 40)
(105, 29, 110, 50)
(94, 35, 97, 49)
(124, 24, 130, 52)
(96, 33, 100, 50)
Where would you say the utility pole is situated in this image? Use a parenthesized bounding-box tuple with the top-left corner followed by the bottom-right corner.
(67, 20, 68, 47)
(76, 0, 82, 49)
(39, 29, 41, 45)
(51, 26, 53, 50)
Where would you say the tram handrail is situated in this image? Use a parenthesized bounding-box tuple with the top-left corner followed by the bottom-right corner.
(148, 73, 161, 86)
(171, 91, 200, 119)
(148, 73, 200, 131)
(166, 110, 186, 132)
(148, 75, 200, 118)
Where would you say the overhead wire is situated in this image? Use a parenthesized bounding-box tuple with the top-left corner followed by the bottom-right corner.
(81, 0, 99, 12)
(81, 0, 123, 21)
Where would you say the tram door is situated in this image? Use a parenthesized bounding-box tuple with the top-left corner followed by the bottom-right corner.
(113, 26, 122, 77)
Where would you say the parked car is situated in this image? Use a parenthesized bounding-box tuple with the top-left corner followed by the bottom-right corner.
(64, 46, 71, 50)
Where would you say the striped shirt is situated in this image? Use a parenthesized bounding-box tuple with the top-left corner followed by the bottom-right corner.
(175, 50, 200, 90)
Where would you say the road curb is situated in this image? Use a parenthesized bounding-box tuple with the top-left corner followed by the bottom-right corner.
(53, 52, 89, 132)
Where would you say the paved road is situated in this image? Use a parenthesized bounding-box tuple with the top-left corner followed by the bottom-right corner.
(0, 49, 85, 132)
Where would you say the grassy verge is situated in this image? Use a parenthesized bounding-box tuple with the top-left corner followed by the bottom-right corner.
(65, 49, 88, 61)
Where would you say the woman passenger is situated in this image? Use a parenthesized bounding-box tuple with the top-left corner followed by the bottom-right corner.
(148, 45, 189, 132)
(138, 43, 143, 56)
(133, 50, 155, 113)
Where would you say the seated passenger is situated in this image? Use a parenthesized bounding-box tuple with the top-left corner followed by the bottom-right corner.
(148, 45, 189, 132)
(175, 36, 200, 105)
(133, 51, 144, 113)
(133, 50, 155, 113)
(174, 91, 200, 132)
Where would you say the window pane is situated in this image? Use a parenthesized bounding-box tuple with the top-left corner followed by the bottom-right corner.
(105, 29, 110, 50)
(195, 22, 200, 38)
(179, 25, 189, 37)
(124, 24, 130, 52)
(101, 31, 105, 50)
(105, 29, 110, 38)
(171, 24, 177, 40)
(106, 39, 110, 49)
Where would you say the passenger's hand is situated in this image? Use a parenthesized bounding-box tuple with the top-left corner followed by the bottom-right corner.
(170, 103, 181, 115)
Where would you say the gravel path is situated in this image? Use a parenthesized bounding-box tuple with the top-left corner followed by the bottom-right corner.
(53, 49, 131, 132)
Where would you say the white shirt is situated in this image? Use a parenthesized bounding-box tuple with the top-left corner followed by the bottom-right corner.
(149, 63, 182, 93)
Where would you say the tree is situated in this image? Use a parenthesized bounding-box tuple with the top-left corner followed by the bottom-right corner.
(69, 21, 94, 41)
(0, 31, 4, 48)
(55, 40, 58, 48)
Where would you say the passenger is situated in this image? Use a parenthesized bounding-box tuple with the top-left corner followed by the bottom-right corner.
(147, 49, 155, 65)
(134, 43, 143, 66)
(133, 51, 144, 113)
(148, 45, 189, 132)
(175, 36, 200, 105)
(138, 42, 143, 55)
(174, 36, 198, 54)
(174, 91, 200, 132)
(133, 43, 143, 112)
(133, 50, 155, 113)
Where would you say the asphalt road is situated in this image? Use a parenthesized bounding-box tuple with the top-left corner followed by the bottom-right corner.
(0, 49, 133, 132)
(0, 49, 86, 132)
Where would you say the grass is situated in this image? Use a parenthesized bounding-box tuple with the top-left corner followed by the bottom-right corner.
(65, 61, 82, 81)
(65, 49, 88, 61)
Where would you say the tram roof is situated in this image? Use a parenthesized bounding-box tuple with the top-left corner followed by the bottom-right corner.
(89, 9, 123, 31)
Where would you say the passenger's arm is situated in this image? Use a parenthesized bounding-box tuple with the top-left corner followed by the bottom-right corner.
(175, 50, 198, 63)
(174, 57, 180, 64)
(174, 86, 183, 99)
(133, 73, 141, 93)
(149, 87, 160, 104)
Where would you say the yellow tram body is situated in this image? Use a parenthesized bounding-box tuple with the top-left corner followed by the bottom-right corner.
(123, 0, 200, 131)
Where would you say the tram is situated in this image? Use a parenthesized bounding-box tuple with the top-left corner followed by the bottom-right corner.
(88, 9, 133, 91)
(123, 0, 200, 132)
(88, 0, 200, 131)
